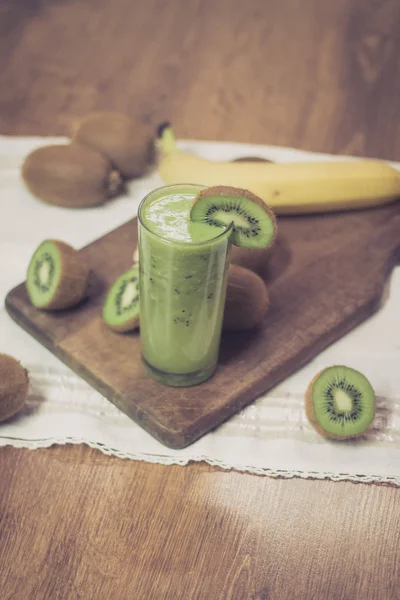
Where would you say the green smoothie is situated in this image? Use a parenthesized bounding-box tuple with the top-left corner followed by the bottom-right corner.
(138, 184, 232, 386)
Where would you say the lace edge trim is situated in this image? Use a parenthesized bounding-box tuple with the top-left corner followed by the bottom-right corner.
(1, 437, 399, 487)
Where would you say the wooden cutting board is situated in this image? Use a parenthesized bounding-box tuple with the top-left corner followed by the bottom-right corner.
(5, 202, 400, 448)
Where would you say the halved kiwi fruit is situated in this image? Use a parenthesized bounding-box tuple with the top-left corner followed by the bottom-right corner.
(305, 365, 376, 440)
(0, 354, 29, 422)
(190, 185, 277, 248)
(102, 267, 140, 333)
(26, 240, 90, 310)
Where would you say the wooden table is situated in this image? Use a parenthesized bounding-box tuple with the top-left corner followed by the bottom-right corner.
(1, 1, 399, 598)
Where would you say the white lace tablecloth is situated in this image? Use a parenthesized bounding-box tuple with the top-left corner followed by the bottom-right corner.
(1, 135, 399, 486)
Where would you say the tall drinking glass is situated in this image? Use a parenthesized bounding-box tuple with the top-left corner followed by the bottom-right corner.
(138, 183, 232, 387)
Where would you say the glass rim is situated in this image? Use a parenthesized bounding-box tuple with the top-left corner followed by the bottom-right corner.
(137, 183, 234, 247)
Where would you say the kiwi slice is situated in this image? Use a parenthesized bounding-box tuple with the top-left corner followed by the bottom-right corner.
(26, 240, 90, 310)
(305, 365, 375, 440)
(102, 267, 140, 333)
(190, 185, 277, 248)
(0, 354, 29, 422)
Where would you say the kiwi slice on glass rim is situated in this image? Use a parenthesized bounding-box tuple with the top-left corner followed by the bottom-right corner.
(190, 185, 277, 248)
(102, 267, 140, 333)
(26, 240, 90, 310)
(305, 365, 376, 440)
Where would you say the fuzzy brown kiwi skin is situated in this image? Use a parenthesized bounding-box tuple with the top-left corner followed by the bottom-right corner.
(223, 265, 270, 332)
(72, 112, 155, 179)
(193, 185, 278, 249)
(230, 244, 275, 276)
(0, 354, 29, 422)
(27, 240, 90, 311)
(305, 368, 372, 441)
(22, 143, 122, 208)
(105, 315, 140, 334)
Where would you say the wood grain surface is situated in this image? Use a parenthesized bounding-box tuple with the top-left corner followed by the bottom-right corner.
(1, 445, 399, 600)
(6, 204, 400, 447)
(1, 0, 400, 598)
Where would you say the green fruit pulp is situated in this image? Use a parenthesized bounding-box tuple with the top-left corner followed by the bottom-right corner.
(26, 241, 62, 307)
(102, 267, 140, 327)
(138, 185, 231, 381)
(311, 365, 375, 438)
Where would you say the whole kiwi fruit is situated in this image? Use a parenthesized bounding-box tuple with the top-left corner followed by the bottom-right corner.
(0, 354, 29, 422)
(223, 264, 270, 331)
(72, 112, 154, 179)
(230, 244, 275, 277)
(22, 143, 122, 208)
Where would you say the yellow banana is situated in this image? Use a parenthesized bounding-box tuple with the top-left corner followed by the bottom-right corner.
(156, 124, 400, 215)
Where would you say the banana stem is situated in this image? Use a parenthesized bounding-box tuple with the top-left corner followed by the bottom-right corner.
(157, 122, 179, 156)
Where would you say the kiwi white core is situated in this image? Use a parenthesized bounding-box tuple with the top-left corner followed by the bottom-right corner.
(212, 210, 248, 229)
(333, 389, 353, 413)
(38, 260, 51, 286)
(121, 282, 137, 310)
